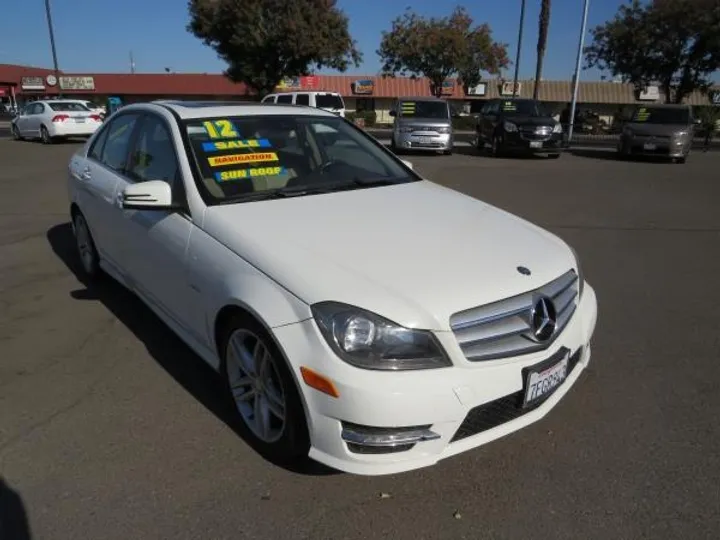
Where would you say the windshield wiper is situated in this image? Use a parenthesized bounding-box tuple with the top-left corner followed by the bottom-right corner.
(216, 177, 402, 204)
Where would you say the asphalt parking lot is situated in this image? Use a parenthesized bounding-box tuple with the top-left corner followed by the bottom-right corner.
(1, 137, 719, 540)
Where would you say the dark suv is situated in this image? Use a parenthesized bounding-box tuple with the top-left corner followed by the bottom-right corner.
(475, 98, 563, 158)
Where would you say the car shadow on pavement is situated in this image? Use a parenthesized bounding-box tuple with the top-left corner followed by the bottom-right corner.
(0, 478, 32, 540)
(46, 223, 338, 477)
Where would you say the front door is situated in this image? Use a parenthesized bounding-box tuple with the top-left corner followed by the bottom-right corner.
(115, 113, 197, 339)
(80, 112, 143, 275)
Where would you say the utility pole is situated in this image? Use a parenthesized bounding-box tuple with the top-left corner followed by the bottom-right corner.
(568, 0, 590, 143)
(512, 0, 526, 98)
(44, 0, 61, 97)
(130, 51, 136, 74)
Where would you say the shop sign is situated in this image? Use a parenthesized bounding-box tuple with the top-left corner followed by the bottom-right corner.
(638, 85, 659, 101)
(276, 77, 301, 90)
(441, 80, 455, 95)
(21, 77, 45, 91)
(300, 76, 318, 89)
(467, 82, 487, 96)
(500, 81, 521, 96)
(59, 76, 95, 91)
(352, 79, 374, 95)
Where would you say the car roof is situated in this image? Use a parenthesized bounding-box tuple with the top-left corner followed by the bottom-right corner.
(144, 100, 338, 120)
(267, 91, 342, 95)
(633, 103, 691, 109)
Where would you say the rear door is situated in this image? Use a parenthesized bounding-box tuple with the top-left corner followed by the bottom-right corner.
(482, 100, 499, 141)
(315, 93, 345, 116)
(276, 94, 293, 104)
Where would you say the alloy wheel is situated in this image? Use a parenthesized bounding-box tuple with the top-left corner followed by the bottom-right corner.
(226, 329, 286, 444)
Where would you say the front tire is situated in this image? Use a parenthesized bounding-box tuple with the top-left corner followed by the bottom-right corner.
(491, 134, 503, 157)
(72, 211, 101, 280)
(220, 314, 309, 463)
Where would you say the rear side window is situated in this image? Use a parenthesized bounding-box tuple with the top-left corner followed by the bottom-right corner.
(261, 95, 276, 103)
(48, 102, 90, 112)
(295, 94, 310, 106)
(315, 94, 344, 110)
(276, 94, 293, 104)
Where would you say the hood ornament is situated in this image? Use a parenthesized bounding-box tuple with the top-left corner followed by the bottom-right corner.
(517, 266, 531, 276)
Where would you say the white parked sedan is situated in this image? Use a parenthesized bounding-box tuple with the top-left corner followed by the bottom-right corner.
(66, 100, 598, 476)
(12, 100, 103, 143)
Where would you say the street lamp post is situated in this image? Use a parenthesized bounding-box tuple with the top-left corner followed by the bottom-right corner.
(512, 0, 526, 98)
(568, 0, 590, 143)
(44, 0, 61, 97)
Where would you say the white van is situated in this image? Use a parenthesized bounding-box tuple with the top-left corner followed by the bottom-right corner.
(261, 91, 346, 117)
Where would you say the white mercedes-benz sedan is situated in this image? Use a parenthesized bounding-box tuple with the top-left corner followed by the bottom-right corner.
(66, 100, 598, 476)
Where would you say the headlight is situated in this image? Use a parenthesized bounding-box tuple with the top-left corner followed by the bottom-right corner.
(569, 246, 585, 298)
(311, 302, 452, 371)
(436, 126, 450, 134)
(504, 121, 518, 132)
(674, 131, 688, 137)
(553, 123, 563, 133)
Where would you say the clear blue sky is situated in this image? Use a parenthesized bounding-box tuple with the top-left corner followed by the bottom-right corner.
(0, 0, 651, 81)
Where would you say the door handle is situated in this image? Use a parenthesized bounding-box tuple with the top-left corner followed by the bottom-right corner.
(80, 167, 92, 181)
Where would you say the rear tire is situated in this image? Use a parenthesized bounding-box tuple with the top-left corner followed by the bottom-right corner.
(219, 314, 310, 464)
(40, 125, 53, 145)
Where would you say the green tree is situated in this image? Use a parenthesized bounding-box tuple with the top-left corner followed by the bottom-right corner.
(377, 6, 509, 98)
(584, 0, 720, 104)
(187, 0, 362, 97)
(533, 0, 552, 100)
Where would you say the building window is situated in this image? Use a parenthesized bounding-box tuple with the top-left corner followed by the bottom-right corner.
(356, 98, 375, 112)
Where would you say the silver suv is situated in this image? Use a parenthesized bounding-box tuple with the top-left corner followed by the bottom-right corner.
(389, 97, 454, 155)
(618, 104, 697, 164)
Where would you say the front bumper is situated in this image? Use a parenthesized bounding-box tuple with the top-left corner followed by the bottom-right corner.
(502, 130, 564, 153)
(621, 135, 689, 158)
(273, 283, 598, 475)
(394, 131, 453, 152)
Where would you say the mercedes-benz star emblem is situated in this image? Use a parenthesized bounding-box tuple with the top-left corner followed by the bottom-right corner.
(517, 266, 531, 276)
(531, 296, 557, 342)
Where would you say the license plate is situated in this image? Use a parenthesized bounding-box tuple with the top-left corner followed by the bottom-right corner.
(414, 136, 433, 144)
(75, 118, 86, 123)
(529, 141, 543, 148)
(523, 354, 569, 407)
(643, 143, 656, 150)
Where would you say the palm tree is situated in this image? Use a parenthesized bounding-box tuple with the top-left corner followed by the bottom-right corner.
(533, 0, 552, 100)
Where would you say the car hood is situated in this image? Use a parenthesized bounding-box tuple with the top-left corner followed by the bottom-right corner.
(626, 122, 690, 136)
(202, 180, 576, 331)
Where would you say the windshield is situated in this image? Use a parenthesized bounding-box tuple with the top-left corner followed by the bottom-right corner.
(499, 100, 542, 117)
(48, 102, 90, 112)
(398, 100, 449, 119)
(185, 115, 416, 203)
(631, 106, 690, 125)
(315, 94, 344, 110)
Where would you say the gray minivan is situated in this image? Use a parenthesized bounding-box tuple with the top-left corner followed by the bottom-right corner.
(389, 97, 454, 155)
(617, 104, 697, 163)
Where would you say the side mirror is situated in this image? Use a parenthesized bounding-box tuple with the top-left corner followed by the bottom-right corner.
(122, 180, 175, 211)
(389, 110, 396, 117)
(401, 159, 413, 170)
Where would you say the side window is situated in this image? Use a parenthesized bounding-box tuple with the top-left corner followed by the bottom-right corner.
(99, 113, 141, 173)
(295, 93, 310, 106)
(127, 115, 179, 185)
(88, 124, 111, 161)
(32, 103, 44, 115)
(276, 94, 293, 104)
(261, 95, 275, 103)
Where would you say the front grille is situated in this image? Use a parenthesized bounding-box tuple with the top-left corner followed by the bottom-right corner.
(412, 126, 440, 133)
(450, 270, 579, 362)
(450, 347, 583, 443)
